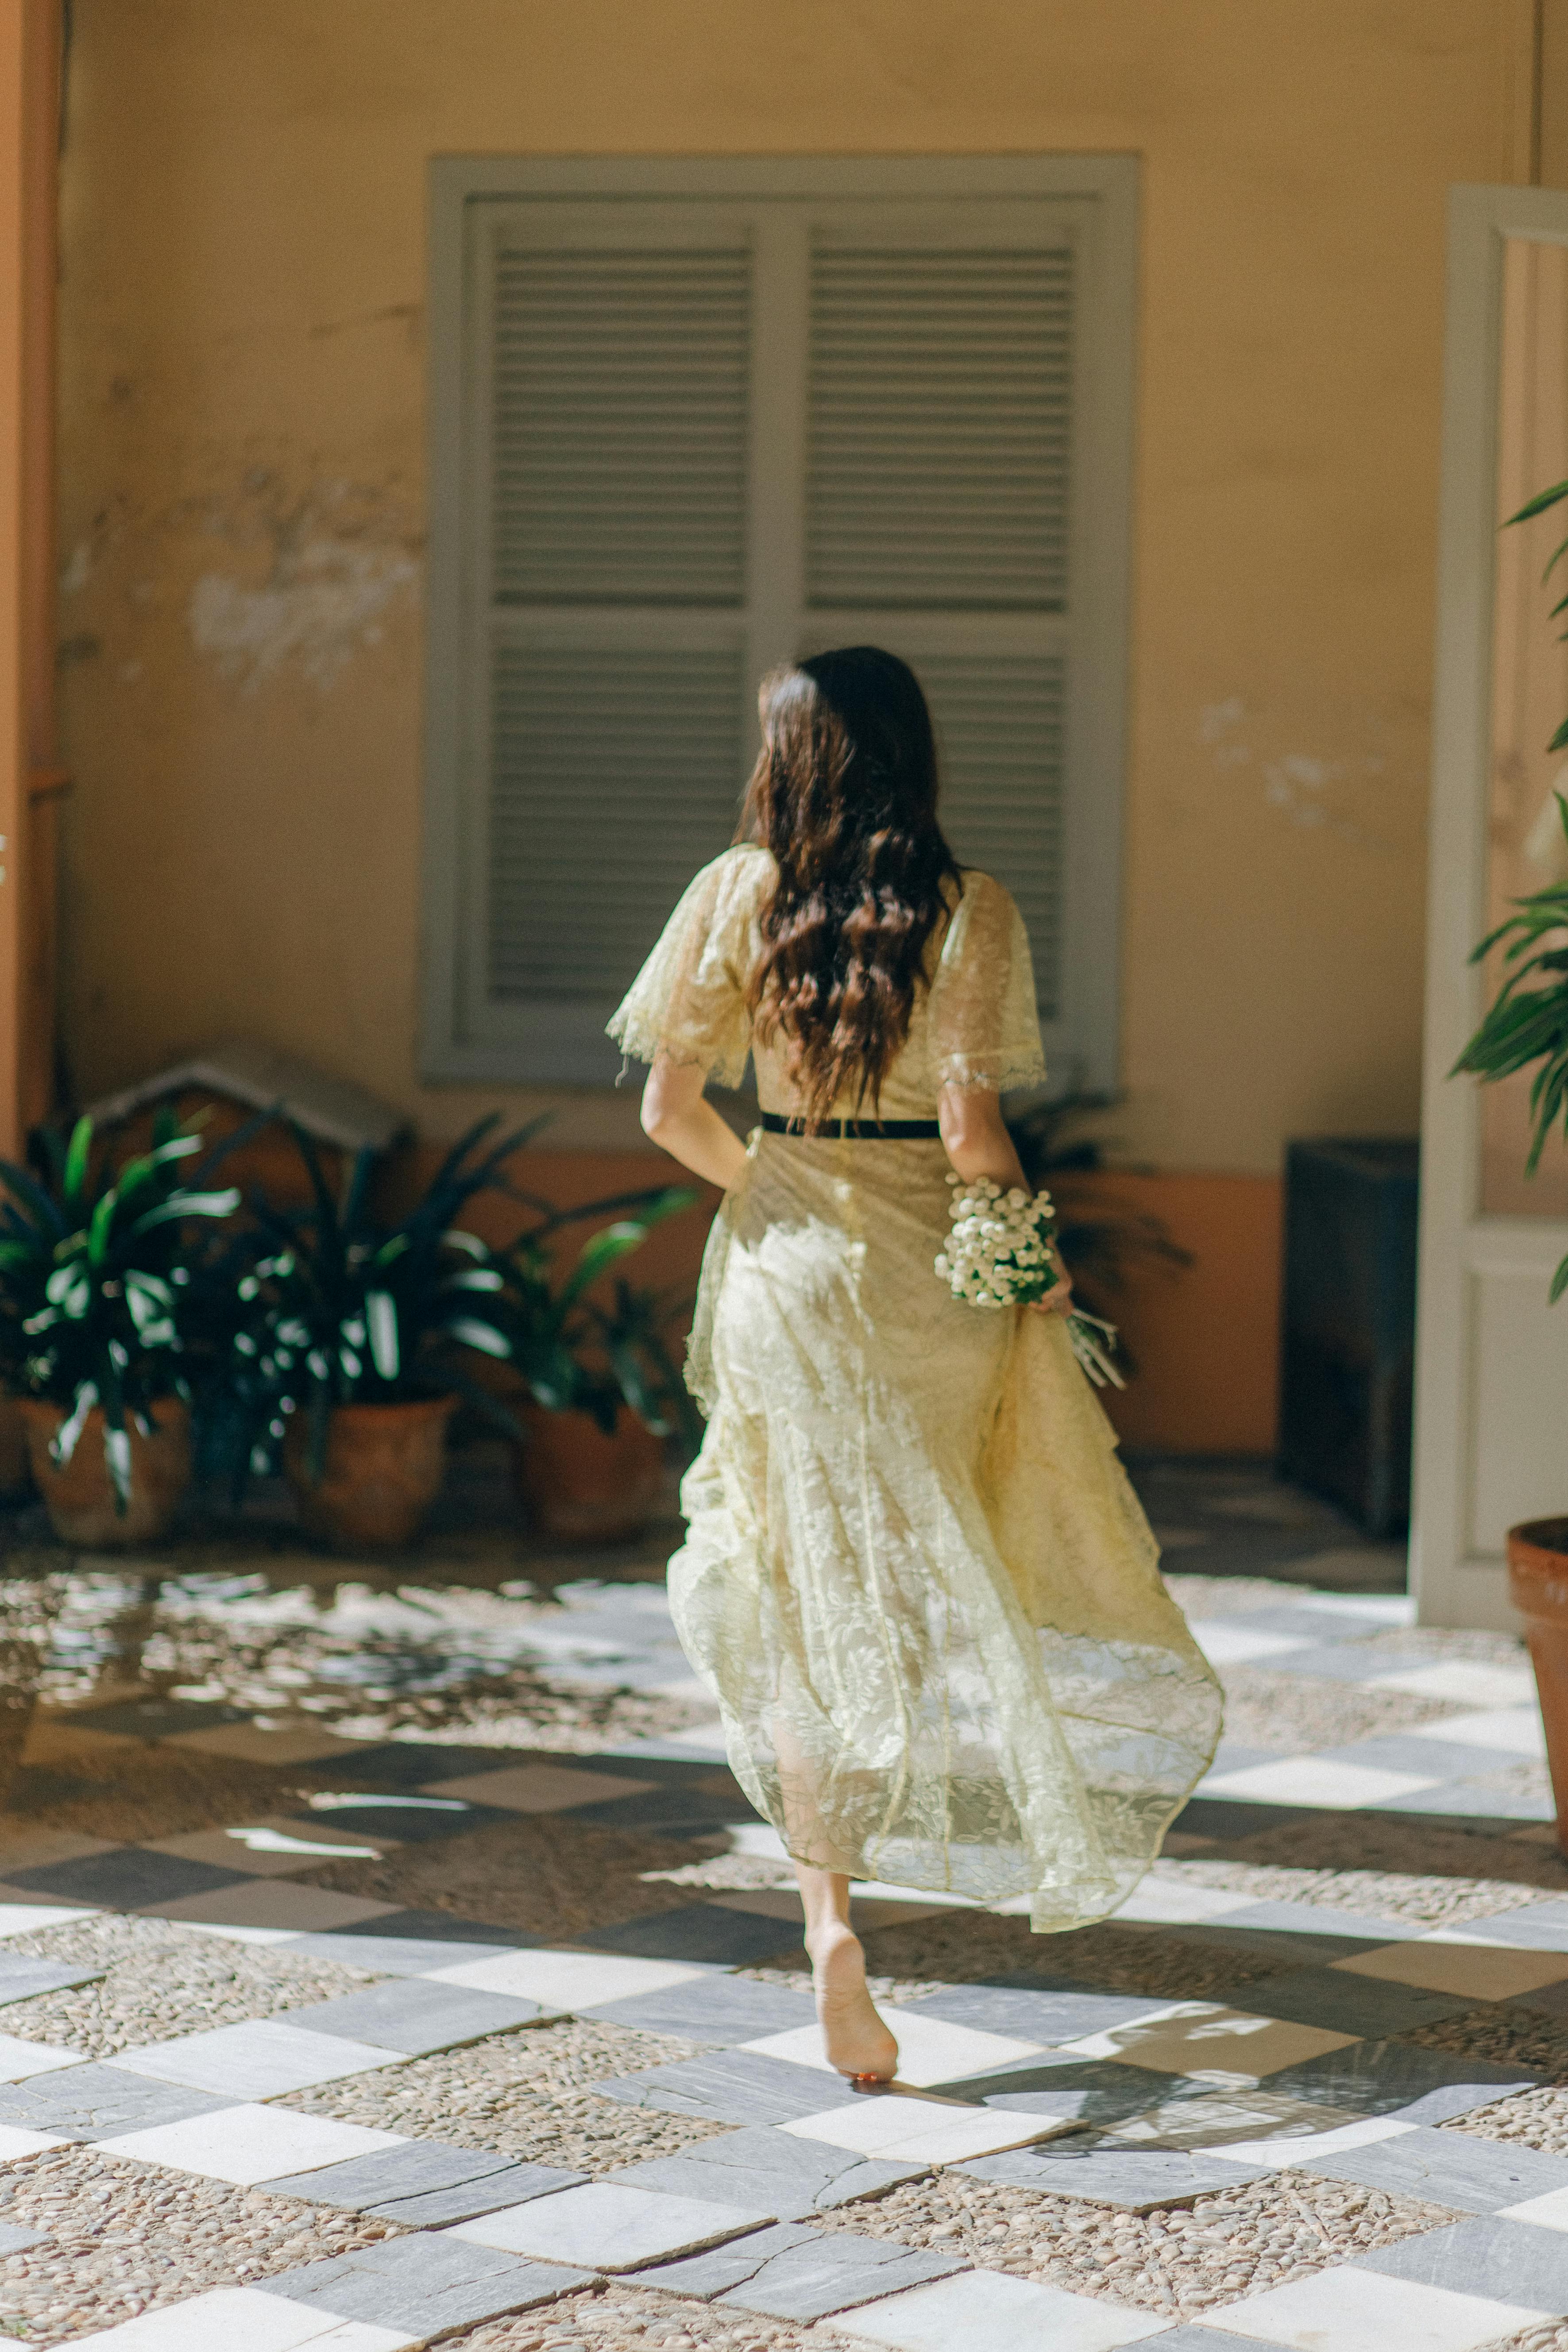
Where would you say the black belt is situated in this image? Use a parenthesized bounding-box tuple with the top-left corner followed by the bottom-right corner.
(759, 1112, 942, 1139)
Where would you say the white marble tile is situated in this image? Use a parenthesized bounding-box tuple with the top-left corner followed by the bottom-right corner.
(0, 1903, 98, 1937)
(1330, 1940, 1568, 2000)
(841, 2268, 1170, 2350)
(1366, 1661, 1537, 1708)
(1207, 2116, 1417, 2168)
(1190, 1624, 1317, 1665)
(724, 1823, 791, 1862)
(1111, 1878, 1255, 1926)
(159, 1922, 307, 1947)
(1199, 1758, 1442, 1808)
(0, 2125, 67, 2161)
(99, 2102, 406, 2185)
(1300, 1593, 1416, 1625)
(111, 2020, 402, 2100)
(450, 2179, 773, 2270)
(780, 2094, 1057, 2164)
(428, 1949, 704, 2009)
(1058, 2001, 1358, 2081)
(1502, 2185, 1568, 2229)
(1422, 1708, 1546, 1757)
(739, 2012, 1041, 2088)
(66, 2285, 415, 2350)
(1210, 2263, 1545, 2350)
(0, 2033, 86, 2082)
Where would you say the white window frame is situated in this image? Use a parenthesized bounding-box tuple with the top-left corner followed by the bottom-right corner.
(421, 155, 1139, 1089)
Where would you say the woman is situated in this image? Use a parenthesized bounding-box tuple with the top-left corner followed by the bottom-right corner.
(610, 649, 1220, 2083)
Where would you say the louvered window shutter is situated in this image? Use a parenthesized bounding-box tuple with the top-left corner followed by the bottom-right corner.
(425, 168, 1132, 1089)
(803, 236, 1074, 1020)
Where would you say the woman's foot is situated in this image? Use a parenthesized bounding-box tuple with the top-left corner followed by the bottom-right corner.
(807, 1920, 898, 2082)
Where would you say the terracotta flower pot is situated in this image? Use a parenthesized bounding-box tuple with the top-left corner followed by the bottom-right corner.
(0, 1397, 32, 1503)
(284, 1394, 456, 1551)
(18, 1395, 191, 1548)
(513, 1402, 664, 1544)
(1507, 1516, 1568, 1856)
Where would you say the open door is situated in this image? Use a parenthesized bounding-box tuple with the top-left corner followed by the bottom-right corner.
(1415, 185, 1568, 1630)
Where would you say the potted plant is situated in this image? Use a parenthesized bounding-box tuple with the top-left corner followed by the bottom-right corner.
(231, 1115, 542, 1550)
(493, 1191, 699, 1542)
(0, 1112, 243, 1545)
(1452, 472, 1568, 1847)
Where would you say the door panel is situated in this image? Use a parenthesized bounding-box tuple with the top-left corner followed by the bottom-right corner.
(1415, 187, 1568, 1629)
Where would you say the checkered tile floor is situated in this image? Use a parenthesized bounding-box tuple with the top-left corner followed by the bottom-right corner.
(4, 1577, 1567, 2347)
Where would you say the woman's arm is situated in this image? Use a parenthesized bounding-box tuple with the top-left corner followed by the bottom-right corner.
(640, 1054, 750, 1191)
(938, 1084, 1073, 1315)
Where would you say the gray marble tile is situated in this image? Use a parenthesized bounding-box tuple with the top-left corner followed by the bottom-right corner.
(1204, 1743, 1280, 1775)
(255, 2233, 593, 2332)
(1197, 1606, 1379, 1647)
(66, 1697, 250, 1739)
(1173, 1799, 1313, 1842)
(622, 2219, 964, 2319)
(1312, 1734, 1532, 1778)
(1138, 2332, 1277, 2350)
(595, 2050, 864, 2127)
(1469, 1902, 1568, 1953)
(929, 2055, 1174, 2128)
(1244, 1966, 1475, 2038)
(605, 2127, 925, 2220)
(1506, 1978, 1568, 2020)
(566, 1789, 756, 1835)
(1248, 1645, 1394, 1682)
(263, 2138, 587, 2225)
(575, 1904, 799, 1966)
(310, 1907, 540, 1950)
(281, 1798, 505, 1845)
(954, 2142, 1277, 2212)
(1200, 1900, 1426, 1947)
(1263, 2039, 1540, 2124)
(1301, 2124, 1568, 2212)
(588, 1976, 818, 2045)
(287, 1978, 546, 2054)
(908, 1982, 1177, 2045)
(0, 2062, 233, 2140)
(1, 1850, 252, 1908)
(1357, 2213, 1568, 2312)
(0, 1955, 105, 2005)
(285, 1932, 526, 1975)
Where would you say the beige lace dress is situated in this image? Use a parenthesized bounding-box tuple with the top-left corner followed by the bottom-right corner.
(609, 844, 1222, 1933)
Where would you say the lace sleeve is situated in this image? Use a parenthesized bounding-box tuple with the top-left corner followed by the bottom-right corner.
(928, 870, 1047, 1094)
(606, 847, 765, 1089)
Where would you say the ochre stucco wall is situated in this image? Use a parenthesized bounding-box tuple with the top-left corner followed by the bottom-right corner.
(50, 0, 1543, 1448)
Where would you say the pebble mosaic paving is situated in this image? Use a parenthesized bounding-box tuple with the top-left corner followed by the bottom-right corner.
(5, 1486, 1568, 2346)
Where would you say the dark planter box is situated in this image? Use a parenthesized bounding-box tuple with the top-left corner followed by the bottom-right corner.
(1277, 1137, 1419, 1538)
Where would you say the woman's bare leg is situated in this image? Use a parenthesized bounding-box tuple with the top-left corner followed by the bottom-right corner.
(795, 1862, 898, 2081)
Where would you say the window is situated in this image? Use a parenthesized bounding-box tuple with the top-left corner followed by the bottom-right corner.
(422, 158, 1136, 1089)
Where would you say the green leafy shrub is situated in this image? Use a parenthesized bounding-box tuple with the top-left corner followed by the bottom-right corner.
(0, 1111, 246, 1502)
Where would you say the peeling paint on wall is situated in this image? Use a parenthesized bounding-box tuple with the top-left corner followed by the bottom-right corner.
(1196, 697, 1402, 853)
(188, 537, 420, 691)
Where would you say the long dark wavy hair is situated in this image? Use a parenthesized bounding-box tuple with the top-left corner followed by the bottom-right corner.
(737, 648, 961, 1128)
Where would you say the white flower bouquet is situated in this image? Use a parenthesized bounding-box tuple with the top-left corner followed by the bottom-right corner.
(935, 1175, 1125, 1388)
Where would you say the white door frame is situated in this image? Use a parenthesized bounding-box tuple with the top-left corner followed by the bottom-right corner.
(1413, 183, 1568, 1631)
